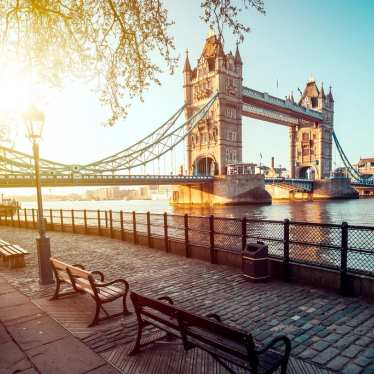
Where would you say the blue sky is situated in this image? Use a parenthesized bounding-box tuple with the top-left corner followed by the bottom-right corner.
(8, 0, 374, 173)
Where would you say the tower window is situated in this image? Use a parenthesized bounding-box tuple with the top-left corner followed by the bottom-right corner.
(311, 97, 318, 108)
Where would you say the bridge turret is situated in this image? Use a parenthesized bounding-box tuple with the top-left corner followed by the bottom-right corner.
(292, 77, 334, 180)
(184, 34, 243, 176)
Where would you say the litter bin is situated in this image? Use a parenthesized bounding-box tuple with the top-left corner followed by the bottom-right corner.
(242, 241, 269, 282)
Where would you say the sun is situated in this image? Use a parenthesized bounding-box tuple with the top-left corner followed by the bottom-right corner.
(0, 63, 33, 116)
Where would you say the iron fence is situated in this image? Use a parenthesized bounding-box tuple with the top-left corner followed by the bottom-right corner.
(1, 207, 374, 284)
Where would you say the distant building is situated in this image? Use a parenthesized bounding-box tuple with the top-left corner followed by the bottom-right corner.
(356, 158, 374, 176)
(227, 163, 256, 175)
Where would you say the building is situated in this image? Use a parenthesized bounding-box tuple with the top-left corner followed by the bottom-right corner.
(356, 158, 374, 176)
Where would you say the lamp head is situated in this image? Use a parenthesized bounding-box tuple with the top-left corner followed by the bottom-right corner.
(23, 104, 45, 142)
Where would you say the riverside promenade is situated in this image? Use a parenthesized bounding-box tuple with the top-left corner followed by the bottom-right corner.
(1, 226, 374, 373)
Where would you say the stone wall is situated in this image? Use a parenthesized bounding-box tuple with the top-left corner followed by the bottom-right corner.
(313, 178, 359, 199)
(171, 175, 271, 206)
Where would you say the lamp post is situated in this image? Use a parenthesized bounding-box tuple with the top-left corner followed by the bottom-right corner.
(23, 105, 54, 285)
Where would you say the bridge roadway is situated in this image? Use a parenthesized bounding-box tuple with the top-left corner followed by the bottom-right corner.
(0, 174, 213, 188)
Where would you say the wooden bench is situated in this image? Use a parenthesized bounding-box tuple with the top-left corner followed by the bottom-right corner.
(0, 240, 29, 268)
(50, 257, 131, 326)
(130, 292, 291, 374)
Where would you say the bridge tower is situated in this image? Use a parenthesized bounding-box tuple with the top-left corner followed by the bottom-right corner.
(183, 34, 243, 176)
(290, 78, 334, 179)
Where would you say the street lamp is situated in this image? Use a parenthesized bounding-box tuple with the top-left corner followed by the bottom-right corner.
(23, 105, 54, 285)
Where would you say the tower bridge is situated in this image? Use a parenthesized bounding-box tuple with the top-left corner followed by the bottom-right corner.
(0, 34, 367, 204)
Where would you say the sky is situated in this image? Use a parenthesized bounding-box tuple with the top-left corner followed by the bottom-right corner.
(1, 0, 374, 189)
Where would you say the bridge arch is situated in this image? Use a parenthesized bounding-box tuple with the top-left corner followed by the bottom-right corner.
(193, 155, 218, 176)
(299, 166, 317, 180)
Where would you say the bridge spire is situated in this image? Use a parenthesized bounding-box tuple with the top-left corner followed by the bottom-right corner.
(234, 43, 243, 66)
(183, 49, 191, 72)
(327, 85, 334, 102)
(319, 82, 326, 99)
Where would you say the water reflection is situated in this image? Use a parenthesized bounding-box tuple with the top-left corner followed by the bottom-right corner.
(173, 199, 374, 226)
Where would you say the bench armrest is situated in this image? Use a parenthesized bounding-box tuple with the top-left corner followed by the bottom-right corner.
(206, 313, 222, 322)
(255, 335, 291, 359)
(157, 296, 174, 304)
(91, 271, 105, 282)
(95, 278, 129, 289)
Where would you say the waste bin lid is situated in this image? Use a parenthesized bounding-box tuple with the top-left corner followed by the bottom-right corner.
(245, 241, 267, 252)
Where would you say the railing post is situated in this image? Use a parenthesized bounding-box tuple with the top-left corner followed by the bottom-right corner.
(184, 214, 189, 257)
(132, 211, 137, 244)
(71, 209, 75, 233)
(340, 222, 349, 296)
(60, 209, 64, 232)
(105, 211, 108, 228)
(10, 209, 14, 227)
(50, 209, 54, 231)
(120, 211, 124, 241)
(32, 208, 36, 229)
(24, 208, 27, 227)
(97, 210, 101, 235)
(147, 212, 152, 247)
(83, 209, 88, 234)
(241, 216, 247, 252)
(209, 215, 215, 264)
(17, 208, 21, 227)
(163, 212, 169, 252)
(4, 209, 8, 225)
(283, 219, 290, 281)
(109, 210, 114, 238)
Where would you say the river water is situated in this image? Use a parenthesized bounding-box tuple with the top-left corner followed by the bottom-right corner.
(20, 198, 374, 227)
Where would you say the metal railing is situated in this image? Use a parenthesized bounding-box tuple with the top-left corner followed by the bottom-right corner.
(1, 208, 374, 294)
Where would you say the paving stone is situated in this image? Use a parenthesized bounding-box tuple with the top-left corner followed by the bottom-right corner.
(27, 335, 106, 374)
(335, 334, 359, 349)
(299, 348, 319, 360)
(325, 333, 342, 344)
(326, 356, 350, 371)
(312, 347, 340, 365)
(355, 336, 373, 347)
(362, 348, 374, 359)
(0, 302, 43, 325)
(0, 324, 11, 344)
(311, 340, 330, 352)
(0, 340, 32, 373)
(0, 291, 29, 309)
(354, 356, 371, 368)
(341, 344, 363, 359)
(294, 334, 310, 344)
(342, 363, 364, 374)
(6, 314, 68, 351)
(362, 367, 374, 374)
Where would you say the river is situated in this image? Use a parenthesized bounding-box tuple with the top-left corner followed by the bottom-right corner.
(20, 198, 374, 227)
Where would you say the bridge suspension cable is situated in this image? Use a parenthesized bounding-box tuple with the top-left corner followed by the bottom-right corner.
(332, 131, 373, 185)
(0, 93, 218, 177)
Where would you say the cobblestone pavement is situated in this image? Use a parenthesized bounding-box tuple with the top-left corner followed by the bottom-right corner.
(1, 226, 374, 373)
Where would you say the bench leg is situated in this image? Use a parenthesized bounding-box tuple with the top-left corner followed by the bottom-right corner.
(129, 321, 143, 356)
(280, 360, 289, 374)
(8, 255, 25, 269)
(88, 302, 101, 327)
(123, 295, 131, 315)
(50, 279, 62, 300)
